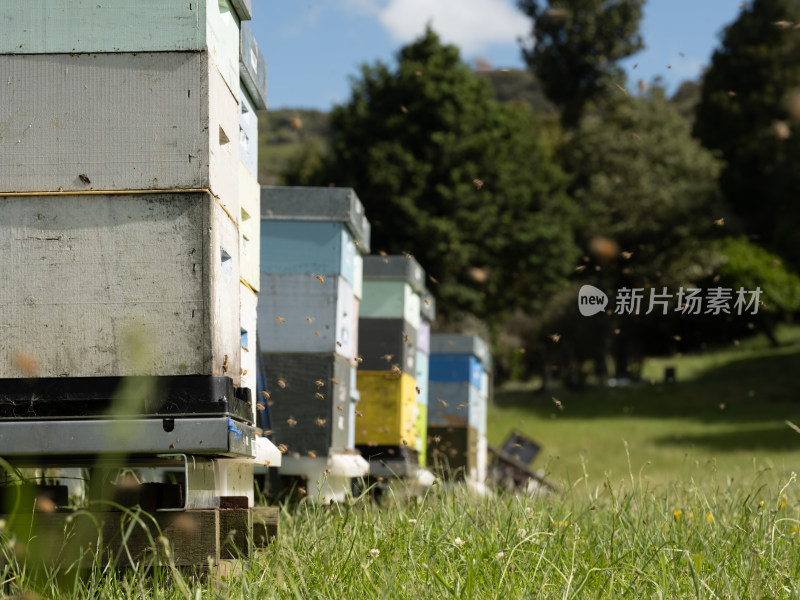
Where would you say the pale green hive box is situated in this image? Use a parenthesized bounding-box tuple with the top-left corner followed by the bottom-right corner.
(0, 0, 241, 98)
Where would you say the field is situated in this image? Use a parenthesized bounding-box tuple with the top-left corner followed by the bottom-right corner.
(2, 327, 800, 598)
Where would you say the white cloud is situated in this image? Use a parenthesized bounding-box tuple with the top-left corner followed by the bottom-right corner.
(347, 0, 530, 56)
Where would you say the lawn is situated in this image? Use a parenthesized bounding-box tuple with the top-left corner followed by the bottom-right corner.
(488, 325, 800, 491)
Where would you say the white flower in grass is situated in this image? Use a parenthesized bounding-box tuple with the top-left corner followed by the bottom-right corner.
(496, 551, 505, 560)
(454, 537, 466, 548)
(369, 548, 380, 559)
(517, 528, 526, 538)
(408, 518, 417, 525)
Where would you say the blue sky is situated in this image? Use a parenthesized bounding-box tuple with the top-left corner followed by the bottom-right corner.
(250, 0, 744, 110)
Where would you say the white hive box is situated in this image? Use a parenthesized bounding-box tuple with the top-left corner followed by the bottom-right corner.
(0, 0, 242, 98)
(239, 163, 261, 291)
(240, 281, 258, 422)
(0, 51, 239, 218)
(0, 193, 241, 382)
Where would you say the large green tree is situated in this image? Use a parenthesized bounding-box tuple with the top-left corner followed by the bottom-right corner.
(296, 29, 578, 323)
(518, 0, 645, 127)
(694, 0, 800, 268)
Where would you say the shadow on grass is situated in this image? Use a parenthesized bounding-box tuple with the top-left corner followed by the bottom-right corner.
(494, 346, 800, 424)
(653, 423, 800, 452)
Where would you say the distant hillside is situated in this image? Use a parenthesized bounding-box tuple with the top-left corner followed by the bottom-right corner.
(257, 109, 330, 185)
(256, 69, 554, 184)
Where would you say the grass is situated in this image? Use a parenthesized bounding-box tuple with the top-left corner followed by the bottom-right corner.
(489, 324, 800, 491)
(3, 327, 800, 598)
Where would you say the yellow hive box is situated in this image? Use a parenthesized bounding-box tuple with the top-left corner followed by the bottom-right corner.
(356, 371, 417, 447)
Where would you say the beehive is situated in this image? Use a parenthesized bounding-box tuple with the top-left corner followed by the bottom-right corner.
(0, 193, 240, 382)
(0, 51, 239, 218)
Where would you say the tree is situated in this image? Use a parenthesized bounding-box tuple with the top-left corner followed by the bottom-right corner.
(297, 28, 579, 323)
(694, 0, 800, 268)
(518, 0, 645, 127)
(557, 89, 726, 377)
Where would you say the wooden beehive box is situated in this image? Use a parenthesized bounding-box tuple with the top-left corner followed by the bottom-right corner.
(0, 51, 239, 217)
(355, 372, 417, 448)
(263, 353, 354, 457)
(0, 1, 244, 94)
(357, 319, 417, 375)
(428, 381, 483, 433)
(0, 193, 240, 382)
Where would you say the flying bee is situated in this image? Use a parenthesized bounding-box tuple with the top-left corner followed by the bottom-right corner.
(277, 444, 288, 453)
(400, 105, 408, 114)
(548, 333, 561, 343)
(439, 399, 447, 408)
(78, 173, 91, 184)
(621, 251, 633, 260)
(354, 356, 363, 364)
(714, 218, 725, 227)
(336, 405, 343, 411)
(277, 378, 286, 389)
(382, 354, 393, 362)
(314, 380, 325, 388)
(336, 341, 342, 347)
(308, 451, 317, 458)
(306, 316, 313, 323)
(429, 275, 439, 284)
(552, 397, 563, 411)
(472, 178, 483, 190)
(314, 331, 321, 338)
(315, 274, 325, 284)
(331, 377, 339, 384)
(316, 418, 326, 427)
(315, 392, 324, 400)
(416, 386, 421, 394)
(287, 418, 297, 427)
(403, 251, 413, 259)
(261, 390, 270, 399)
(355, 410, 363, 417)
(424, 298, 431, 306)
(257, 403, 265, 411)
(575, 265, 587, 272)
(403, 333, 409, 342)
(325, 469, 332, 474)
(391, 364, 402, 376)
(264, 429, 272, 436)
(276, 316, 285, 323)
(379, 251, 387, 257)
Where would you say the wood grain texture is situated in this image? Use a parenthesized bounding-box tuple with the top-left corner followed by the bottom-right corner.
(0, 0, 240, 97)
(219, 508, 251, 559)
(0, 51, 239, 216)
(0, 193, 240, 379)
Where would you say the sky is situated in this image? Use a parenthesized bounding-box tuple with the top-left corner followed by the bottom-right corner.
(250, 0, 745, 111)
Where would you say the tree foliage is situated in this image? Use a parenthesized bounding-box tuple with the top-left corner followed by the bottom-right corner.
(518, 0, 645, 127)
(694, 0, 800, 268)
(295, 28, 579, 323)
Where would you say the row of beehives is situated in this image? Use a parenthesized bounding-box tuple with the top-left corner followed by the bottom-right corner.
(0, 1, 268, 425)
(256, 186, 492, 499)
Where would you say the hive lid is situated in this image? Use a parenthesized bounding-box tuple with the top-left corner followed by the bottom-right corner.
(362, 255, 425, 293)
(261, 186, 371, 253)
(230, 0, 252, 21)
(240, 21, 266, 110)
(430, 334, 491, 373)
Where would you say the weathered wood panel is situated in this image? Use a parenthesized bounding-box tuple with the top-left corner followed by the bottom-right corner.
(0, 193, 239, 380)
(357, 318, 417, 375)
(0, 0, 240, 97)
(360, 281, 421, 329)
(239, 163, 260, 290)
(257, 275, 357, 360)
(355, 371, 417, 447)
(263, 352, 353, 456)
(0, 51, 239, 216)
